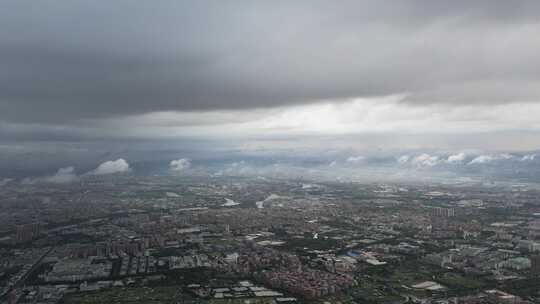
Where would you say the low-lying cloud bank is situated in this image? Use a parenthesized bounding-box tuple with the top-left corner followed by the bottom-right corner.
(0, 178, 14, 186)
(15, 159, 134, 185)
(521, 154, 537, 161)
(411, 154, 440, 167)
(447, 153, 466, 164)
(391, 152, 538, 168)
(468, 154, 513, 165)
(43, 166, 78, 183)
(6, 149, 540, 186)
(89, 159, 131, 175)
(346, 156, 365, 163)
(169, 158, 191, 172)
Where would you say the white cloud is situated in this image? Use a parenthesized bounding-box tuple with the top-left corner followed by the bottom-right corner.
(447, 152, 466, 164)
(218, 161, 295, 177)
(221, 161, 254, 176)
(44, 166, 78, 183)
(499, 153, 513, 160)
(21, 177, 35, 185)
(521, 154, 537, 161)
(468, 155, 495, 165)
(397, 155, 410, 164)
(90, 159, 131, 175)
(169, 158, 191, 172)
(99, 97, 540, 142)
(0, 178, 13, 186)
(411, 153, 440, 167)
(468, 153, 515, 165)
(346, 156, 365, 163)
(229, 161, 246, 168)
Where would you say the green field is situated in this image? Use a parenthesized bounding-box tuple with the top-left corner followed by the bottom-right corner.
(436, 273, 486, 290)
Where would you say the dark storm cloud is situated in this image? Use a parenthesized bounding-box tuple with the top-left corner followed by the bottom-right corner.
(1, 0, 540, 123)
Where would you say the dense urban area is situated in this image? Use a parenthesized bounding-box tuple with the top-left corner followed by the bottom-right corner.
(1, 175, 540, 304)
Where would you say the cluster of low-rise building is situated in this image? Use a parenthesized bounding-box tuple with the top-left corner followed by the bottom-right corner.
(258, 269, 354, 299)
(5, 178, 540, 303)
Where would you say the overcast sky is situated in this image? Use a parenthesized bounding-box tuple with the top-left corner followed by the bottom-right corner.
(2, 0, 540, 159)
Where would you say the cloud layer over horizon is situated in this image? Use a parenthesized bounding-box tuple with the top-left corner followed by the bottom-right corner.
(4, 150, 540, 186)
(169, 158, 191, 172)
(90, 159, 131, 175)
(1, 1, 540, 160)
